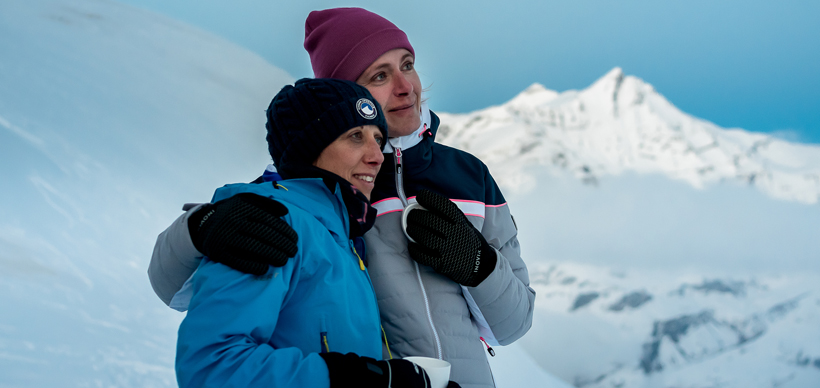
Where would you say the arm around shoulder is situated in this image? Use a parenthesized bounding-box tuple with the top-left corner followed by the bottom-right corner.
(147, 190, 300, 307)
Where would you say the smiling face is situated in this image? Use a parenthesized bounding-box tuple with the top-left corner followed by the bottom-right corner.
(355, 48, 422, 138)
(313, 125, 385, 199)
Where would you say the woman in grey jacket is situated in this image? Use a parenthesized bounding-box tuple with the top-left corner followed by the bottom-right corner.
(149, 8, 535, 388)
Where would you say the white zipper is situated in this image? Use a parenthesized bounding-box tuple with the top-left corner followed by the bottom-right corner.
(394, 147, 409, 208)
(414, 261, 443, 359)
(394, 146, 443, 359)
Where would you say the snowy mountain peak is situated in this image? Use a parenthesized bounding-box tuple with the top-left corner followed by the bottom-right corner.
(508, 83, 560, 107)
(436, 68, 820, 204)
(586, 66, 625, 98)
(603, 66, 625, 81)
(522, 82, 553, 95)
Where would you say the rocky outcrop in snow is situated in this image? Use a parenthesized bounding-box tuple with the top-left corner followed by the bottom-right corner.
(524, 263, 820, 388)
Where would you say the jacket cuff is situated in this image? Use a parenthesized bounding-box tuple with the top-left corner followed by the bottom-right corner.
(177, 205, 205, 258)
(147, 206, 205, 305)
(465, 247, 535, 345)
(468, 246, 508, 292)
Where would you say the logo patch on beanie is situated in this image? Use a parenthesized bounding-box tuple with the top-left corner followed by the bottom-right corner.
(356, 98, 378, 120)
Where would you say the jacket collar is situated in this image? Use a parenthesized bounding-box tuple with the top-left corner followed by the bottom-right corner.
(382, 102, 434, 153)
(371, 109, 440, 202)
(278, 165, 377, 239)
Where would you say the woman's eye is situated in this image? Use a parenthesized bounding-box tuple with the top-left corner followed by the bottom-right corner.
(375, 137, 383, 145)
(373, 73, 386, 82)
(402, 62, 414, 71)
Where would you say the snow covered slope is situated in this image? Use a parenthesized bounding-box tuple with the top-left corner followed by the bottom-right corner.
(436, 68, 820, 204)
(0, 0, 290, 386)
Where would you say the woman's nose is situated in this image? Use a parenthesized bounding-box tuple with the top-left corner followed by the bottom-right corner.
(365, 138, 385, 165)
(392, 73, 412, 95)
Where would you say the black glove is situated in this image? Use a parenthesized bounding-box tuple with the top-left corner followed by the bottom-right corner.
(319, 352, 431, 388)
(188, 193, 298, 275)
(406, 189, 497, 287)
(447, 382, 462, 388)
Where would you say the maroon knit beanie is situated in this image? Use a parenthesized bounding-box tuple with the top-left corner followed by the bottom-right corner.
(304, 7, 415, 82)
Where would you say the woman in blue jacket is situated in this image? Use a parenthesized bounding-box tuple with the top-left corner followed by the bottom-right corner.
(175, 78, 430, 388)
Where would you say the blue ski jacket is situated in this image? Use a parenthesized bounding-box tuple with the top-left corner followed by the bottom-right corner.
(175, 179, 382, 388)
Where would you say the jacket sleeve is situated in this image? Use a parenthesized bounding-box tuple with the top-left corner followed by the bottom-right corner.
(466, 196, 536, 345)
(147, 206, 204, 306)
(175, 257, 330, 388)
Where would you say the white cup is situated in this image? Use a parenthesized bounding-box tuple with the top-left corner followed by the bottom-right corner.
(403, 356, 451, 388)
(401, 202, 427, 243)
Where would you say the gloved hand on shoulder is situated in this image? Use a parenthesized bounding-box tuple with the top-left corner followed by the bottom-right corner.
(319, 352, 431, 388)
(405, 189, 497, 287)
(188, 192, 298, 275)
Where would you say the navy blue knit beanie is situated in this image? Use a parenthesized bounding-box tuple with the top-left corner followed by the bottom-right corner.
(266, 78, 388, 170)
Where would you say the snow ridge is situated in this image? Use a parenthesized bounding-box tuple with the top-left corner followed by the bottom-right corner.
(436, 67, 820, 204)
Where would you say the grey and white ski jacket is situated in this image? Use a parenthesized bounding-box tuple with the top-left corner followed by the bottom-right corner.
(147, 105, 536, 388)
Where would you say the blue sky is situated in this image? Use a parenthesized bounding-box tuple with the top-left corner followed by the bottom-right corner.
(117, 0, 820, 144)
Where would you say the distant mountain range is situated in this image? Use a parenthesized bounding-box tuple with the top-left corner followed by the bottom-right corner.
(436, 68, 820, 204)
(521, 263, 820, 387)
